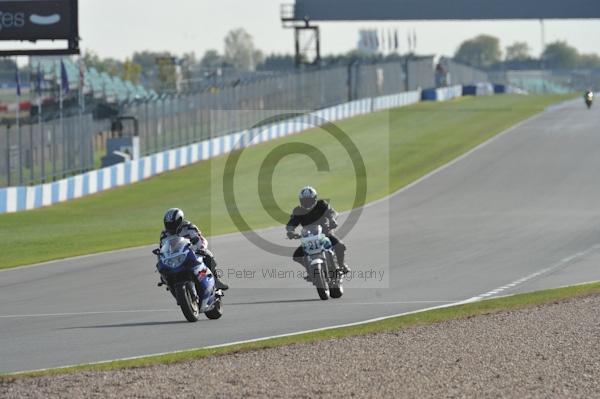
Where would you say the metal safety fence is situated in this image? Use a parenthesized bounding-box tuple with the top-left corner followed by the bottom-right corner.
(0, 58, 488, 188)
(0, 114, 108, 187)
(124, 61, 408, 156)
(443, 58, 489, 86)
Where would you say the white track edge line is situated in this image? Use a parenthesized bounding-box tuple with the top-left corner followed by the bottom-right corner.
(463, 243, 600, 303)
(7, 276, 600, 377)
(0, 298, 475, 376)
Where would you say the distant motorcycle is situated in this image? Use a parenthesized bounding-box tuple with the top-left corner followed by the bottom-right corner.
(291, 225, 344, 300)
(153, 236, 223, 322)
(585, 91, 594, 109)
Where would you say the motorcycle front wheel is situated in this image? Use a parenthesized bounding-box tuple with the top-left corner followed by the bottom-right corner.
(312, 265, 330, 300)
(176, 281, 201, 322)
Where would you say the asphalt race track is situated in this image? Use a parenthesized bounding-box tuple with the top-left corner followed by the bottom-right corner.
(2, 99, 600, 373)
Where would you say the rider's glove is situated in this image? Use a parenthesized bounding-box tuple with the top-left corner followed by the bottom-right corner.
(286, 231, 295, 239)
(323, 219, 337, 233)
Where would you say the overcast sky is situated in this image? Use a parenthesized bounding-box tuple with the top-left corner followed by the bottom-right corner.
(76, 0, 600, 60)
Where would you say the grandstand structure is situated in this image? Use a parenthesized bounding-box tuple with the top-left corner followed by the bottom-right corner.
(34, 58, 158, 106)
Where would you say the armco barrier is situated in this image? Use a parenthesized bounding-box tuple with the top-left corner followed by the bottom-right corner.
(463, 83, 494, 96)
(421, 85, 463, 101)
(493, 84, 528, 95)
(421, 88, 437, 101)
(0, 91, 421, 214)
(372, 91, 421, 111)
(436, 85, 463, 101)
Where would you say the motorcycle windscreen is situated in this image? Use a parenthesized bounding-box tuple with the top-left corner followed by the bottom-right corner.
(301, 224, 322, 237)
(161, 236, 188, 256)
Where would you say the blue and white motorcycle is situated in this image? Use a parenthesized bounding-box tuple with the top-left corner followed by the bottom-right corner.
(291, 225, 344, 300)
(153, 236, 223, 322)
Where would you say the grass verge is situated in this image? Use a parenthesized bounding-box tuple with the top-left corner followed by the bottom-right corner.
(0, 94, 573, 269)
(3, 280, 599, 379)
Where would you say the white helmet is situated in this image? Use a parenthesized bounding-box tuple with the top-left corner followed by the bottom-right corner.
(299, 186, 318, 210)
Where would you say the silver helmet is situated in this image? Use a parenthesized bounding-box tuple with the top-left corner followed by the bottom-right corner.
(299, 186, 318, 210)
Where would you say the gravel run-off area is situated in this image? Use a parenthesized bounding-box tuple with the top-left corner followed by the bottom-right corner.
(2, 295, 600, 398)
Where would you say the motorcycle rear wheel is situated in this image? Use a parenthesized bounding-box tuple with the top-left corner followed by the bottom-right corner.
(205, 297, 223, 320)
(326, 252, 343, 299)
(330, 285, 344, 298)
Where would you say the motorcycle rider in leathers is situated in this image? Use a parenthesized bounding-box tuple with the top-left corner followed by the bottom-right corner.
(159, 208, 229, 291)
(286, 186, 350, 276)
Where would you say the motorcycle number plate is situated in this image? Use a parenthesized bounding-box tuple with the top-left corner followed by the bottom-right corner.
(303, 237, 322, 254)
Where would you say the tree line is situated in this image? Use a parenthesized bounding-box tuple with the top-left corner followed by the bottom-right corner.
(1, 29, 597, 92)
(80, 28, 265, 91)
(454, 34, 600, 70)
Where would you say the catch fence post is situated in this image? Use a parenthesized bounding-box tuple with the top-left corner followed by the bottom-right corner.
(5, 126, 10, 187)
(29, 124, 34, 184)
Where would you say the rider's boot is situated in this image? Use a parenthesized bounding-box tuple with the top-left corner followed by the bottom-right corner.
(335, 249, 351, 275)
(214, 275, 229, 291)
(206, 258, 229, 291)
